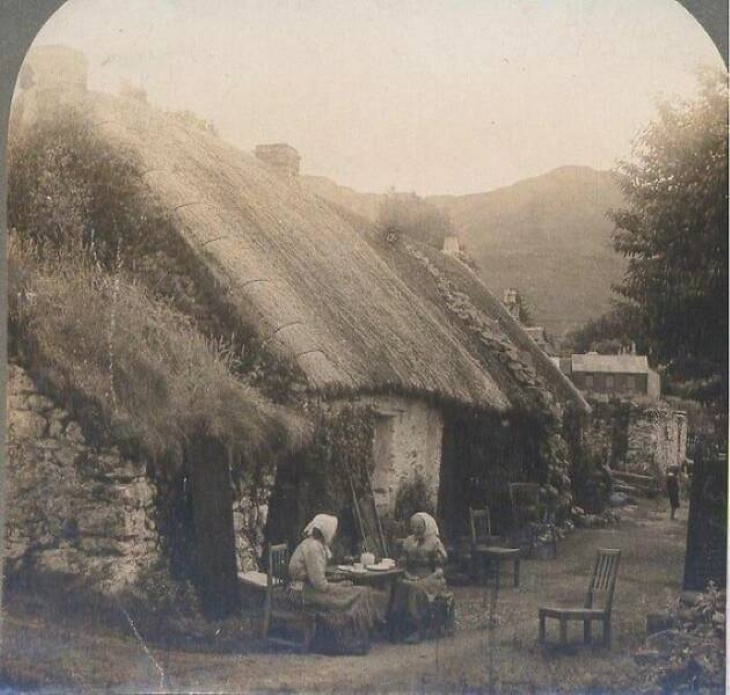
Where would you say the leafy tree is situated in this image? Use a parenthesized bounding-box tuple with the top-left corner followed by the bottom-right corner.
(563, 304, 641, 355)
(610, 68, 728, 405)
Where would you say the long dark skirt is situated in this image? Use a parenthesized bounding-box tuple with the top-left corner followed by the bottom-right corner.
(391, 575, 451, 639)
(302, 584, 386, 655)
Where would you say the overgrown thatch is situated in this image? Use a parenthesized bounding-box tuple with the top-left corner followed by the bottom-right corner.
(8, 239, 307, 474)
(13, 87, 509, 411)
(11, 83, 588, 419)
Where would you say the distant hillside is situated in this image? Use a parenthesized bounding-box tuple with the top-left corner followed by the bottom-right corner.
(301, 167, 627, 338)
(427, 166, 626, 337)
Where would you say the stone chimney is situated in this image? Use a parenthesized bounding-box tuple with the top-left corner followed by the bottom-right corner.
(255, 143, 300, 177)
(503, 288, 521, 320)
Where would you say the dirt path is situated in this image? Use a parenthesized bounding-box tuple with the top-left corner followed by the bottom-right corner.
(2, 501, 687, 693)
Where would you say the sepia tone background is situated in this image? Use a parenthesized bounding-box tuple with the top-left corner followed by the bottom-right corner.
(0, 0, 727, 664)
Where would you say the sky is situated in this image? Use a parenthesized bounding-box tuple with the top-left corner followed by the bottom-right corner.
(31, 0, 724, 196)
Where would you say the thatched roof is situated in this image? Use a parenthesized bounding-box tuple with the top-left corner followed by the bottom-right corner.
(9, 242, 308, 471)
(19, 87, 585, 415)
(366, 235, 591, 414)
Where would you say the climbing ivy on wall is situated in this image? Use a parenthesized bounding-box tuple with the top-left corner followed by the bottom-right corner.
(266, 400, 380, 557)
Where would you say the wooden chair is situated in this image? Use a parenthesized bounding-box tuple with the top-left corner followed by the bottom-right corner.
(469, 507, 520, 588)
(509, 482, 558, 558)
(262, 543, 317, 652)
(539, 548, 621, 647)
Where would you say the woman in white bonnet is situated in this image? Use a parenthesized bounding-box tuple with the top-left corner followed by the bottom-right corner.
(289, 513, 383, 654)
(392, 512, 451, 643)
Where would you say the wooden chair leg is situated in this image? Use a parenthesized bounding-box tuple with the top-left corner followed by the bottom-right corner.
(583, 619, 592, 644)
(514, 557, 520, 587)
(603, 620, 611, 648)
(559, 618, 568, 645)
(539, 614, 546, 643)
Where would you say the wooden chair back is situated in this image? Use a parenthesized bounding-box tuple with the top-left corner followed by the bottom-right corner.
(585, 548, 621, 614)
(509, 482, 542, 525)
(263, 543, 289, 637)
(469, 507, 492, 542)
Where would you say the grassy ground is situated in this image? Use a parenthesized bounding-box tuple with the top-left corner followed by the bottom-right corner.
(1, 499, 690, 693)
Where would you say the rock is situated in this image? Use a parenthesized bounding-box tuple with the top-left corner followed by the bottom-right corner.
(8, 365, 36, 393)
(53, 447, 79, 469)
(8, 409, 48, 440)
(64, 422, 86, 445)
(680, 591, 704, 608)
(48, 419, 64, 438)
(78, 536, 127, 557)
(25, 394, 55, 413)
(634, 648, 663, 664)
(35, 438, 61, 451)
(647, 612, 679, 634)
(645, 628, 694, 653)
(609, 492, 630, 507)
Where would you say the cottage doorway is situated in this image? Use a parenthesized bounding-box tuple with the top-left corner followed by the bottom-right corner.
(185, 437, 240, 618)
(438, 413, 539, 541)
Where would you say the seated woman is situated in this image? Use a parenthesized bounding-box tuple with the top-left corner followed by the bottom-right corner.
(288, 513, 384, 654)
(393, 512, 452, 643)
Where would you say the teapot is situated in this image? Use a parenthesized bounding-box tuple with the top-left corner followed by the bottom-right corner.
(360, 551, 375, 566)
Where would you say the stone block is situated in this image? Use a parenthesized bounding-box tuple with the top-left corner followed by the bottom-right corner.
(78, 536, 127, 557)
(35, 548, 75, 575)
(73, 505, 127, 538)
(25, 394, 55, 413)
(35, 438, 61, 451)
(53, 447, 80, 469)
(8, 409, 48, 440)
(48, 419, 65, 438)
(64, 422, 86, 445)
(8, 364, 36, 394)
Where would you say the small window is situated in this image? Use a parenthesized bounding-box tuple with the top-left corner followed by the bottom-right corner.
(626, 375, 636, 391)
(605, 375, 615, 390)
(584, 374, 594, 389)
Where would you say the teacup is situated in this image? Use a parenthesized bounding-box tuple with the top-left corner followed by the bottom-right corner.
(361, 552, 375, 566)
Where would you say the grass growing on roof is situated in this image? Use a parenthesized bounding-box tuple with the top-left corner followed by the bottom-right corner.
(9, 239, 306, 474)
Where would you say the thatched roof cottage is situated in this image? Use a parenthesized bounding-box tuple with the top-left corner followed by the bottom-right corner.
(9, 58, 589, 615)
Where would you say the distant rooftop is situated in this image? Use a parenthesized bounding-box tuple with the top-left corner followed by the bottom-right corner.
(571, 353, 651, 374)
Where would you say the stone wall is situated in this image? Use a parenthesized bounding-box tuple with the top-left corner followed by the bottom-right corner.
(5, 364, 160, 594)
(587, 398, 688, 477)
(356, 395, 444, 517)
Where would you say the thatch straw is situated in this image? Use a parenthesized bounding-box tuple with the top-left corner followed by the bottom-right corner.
(18, 89, 510, 412)
(15, 87, 585, 416)
(9, 240, 308, 472)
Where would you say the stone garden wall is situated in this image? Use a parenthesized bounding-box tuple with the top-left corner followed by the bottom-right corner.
(5, 364, 160, 594)
(587, 398, 688, 477)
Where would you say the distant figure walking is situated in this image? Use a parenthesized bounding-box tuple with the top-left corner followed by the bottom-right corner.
(667, 466, 680, 520)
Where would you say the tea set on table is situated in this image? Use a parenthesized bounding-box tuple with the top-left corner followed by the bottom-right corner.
(336, 552, 397, 574)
